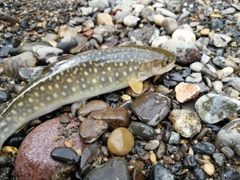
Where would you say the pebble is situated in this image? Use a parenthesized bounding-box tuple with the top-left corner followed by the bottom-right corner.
(129, 122, 155, 141)
(107, 127, 134, 156)
(88, 107, 129, 130)
(131, 92, 171, 126)
(161, 40, 201, 65)
(148, 163, 174, 180)
(51, 147, 80, 163)
(83, 157, 130, 180)
(144, 140, 160, 151)
(221, 7, 236, 15)
(78, 100, 110, 117)
(153, 14, 165, 26)
(123, 15, 140, 27)
(161, 17, 178, 35)
(209, 32, 232, 47)
(216, 67, 234, 79)
(172, 29, 196, 42)
(0, 89, 11, 103)
(96, 13, 114, 26)
(32, 45, 63, 62)
(79, 119, 108, 143)
(175, 82, 200, 103)
(58, 25, 78, 40)
(156, 7, 177, 19)
(200, 28, 210, 36)
(185, 73, 202, 83)
(0, 12, 19, 25)
(212, 153, 226, 167)
(195, 93, 240, 124)
(203, 162, 215, 176)
(4, 51, 37, 79)
(192, 142, 215, 155)
(215, 118, 240, 156)
(169, 109, 202, 138)
(15, 118, 85, 180)
(190, 62, 218, 80)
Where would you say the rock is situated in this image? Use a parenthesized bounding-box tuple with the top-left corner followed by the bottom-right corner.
(144, 140, 160, 151)
(4, 51, 37, 79)
(88, 107, 129, 130)
(131, 92, 171, 126)
(79, 119, 108, 143)
(0, 12, 19, 25)
(88, 0, 109, 11)
(185, 73, 202, 83)
(161, 17, 178, 35)
(107, 127, 134, 156)
(195, 94, 240, 124)
(83, 157, 130, 180)
(129, 122, 155, 141)
(156, 8, 177, 19)
(221, 7, 236, 15)
(151, 36, 169, 47)
(141, 7, 156, 22)
(169, 109, 201, 138)
(19, 42, 50, 53)
(57, 38, 78, 53)
(58, 25, 78, 40)
(78, 100, 110, 117)
(200, 29, 210, 36)
(96, 13, 114, 26)
(203, 162, 215, 176)
(0, 89, 11, 103)
(192, 142, 215, 155)
(51, 147, 80, 163)
(175, 82, 200, 103)
(210, 19, 224, 31)
(161, 40, 201, 65)
(153, 14, 165, 26)
(212, 153, 225, 167)
(156, 141, 166, 159)
(172, 29, 196, 42)
(215, 118, 240, 156)
(123, 15, 140, 27)
(216, 67, 234, 79)
(148, 163, 174, 180)
(32, 45, 63, 62)
(81, 7, 93, 16)
(42, 33, 59, 43)
(193, 168, 207, 180)
(15, 118, 85, 180)
(209, 32, 232, 48)
(190, 62, 218, 80)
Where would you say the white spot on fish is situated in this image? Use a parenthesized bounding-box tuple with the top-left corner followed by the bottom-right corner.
(55, 84, 59, 88)
(46, 96, 52, 101)
(129, 67, 133, 72)
(107, 67, 111, 71)
(11, 110, 17, 115)
(62, 92, 67, 96)
(123, 72, 127, 76)
(115, 72, 119, 77)
(90, 87, 94, 91)
(101, 77, 105, 82)
(56, 75, 60, 80)
(40, 103, 45, 107)
(18, 102, 24, 107)
(93, 68, 98, 73)
(81, 77, 85, 82)
(82, 84, 86, 88)
(67, 78, 72, 83)
(72, 87, 77, 92)
(34, 92, 39, 97)
(40, 86, 45, 91)
(63, 85, 68, 89)
(109, 77, 113, 82)
(84, 71, 89, 76)
(27, 109, 32, 113)
(34, 106, 39, 110)
(92, 79, 97, 84)
(99, 85, 103, 88)
(48, 85, 53, 90)
(102, 71, 106, 75)
(119, 62, 123, 67)
(73, 67, 79, 75)
(82, 63, 87, 67)
(53, 93, 58, 98)
(28, 98, 34, 103)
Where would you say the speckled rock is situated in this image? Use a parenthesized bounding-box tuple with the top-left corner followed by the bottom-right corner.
(195, 94, 240, 124)
(88, 107, 129, 130)
(161, 40, 201, 65)
(83, 157, 130, 180)
(169, 109, 202, 138)
(131, 92, 171, 126)
(215, 118, 240, 156)
(4, 51, 37, 79)
(15, 118, 85, 180)
(107, 127, 134, 156)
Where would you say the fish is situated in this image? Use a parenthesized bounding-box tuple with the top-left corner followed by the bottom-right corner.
(0, 45, 176, 148)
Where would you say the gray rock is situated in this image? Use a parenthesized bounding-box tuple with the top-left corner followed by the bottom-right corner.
(215, 118, 240, 157)
(168, 131, 180, 145)
(83, 157, 130, 180)
(129, 122, 155, 141)
(161, 40, 201, 65)
(195, 94, 240, 124)
(213, 153, 226, 167)
(221, 7, 236, 15)
(144, 140, 160, 151)
(185, 73, 202, 83)
(88, 0, 109, 11)
(33, 45, 63, 62)
(148, 163, 174, 180)
(209, 32, 232, 47)
(161, 17, 178, 35)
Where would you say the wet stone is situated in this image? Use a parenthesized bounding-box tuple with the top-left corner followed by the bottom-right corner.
(79, 119, 108, 143)
(175, 82, 200, 103)
(192, 142, 215, 155)
(168, 131, 180, 145)
(144, 140, 160, 151)
(215, 118, 240, 157)
(88, 107, 129, 130)
(183, 154, 197, 169)
(169, 109, 202, 138)
(78, 100, 110, 117)
(213, 153, 226, 167)
(193, 167, 207, 180)
(195, 94, 240, 124)
(107, 127, 134, 156)
(51, 147, 80, 163)
(32, 45, 63, 62)
(15, 118, 85, 180)
(0, 89, 11, 103)
(129, 122, 155, 141)
(131, 92, 171, 126)
(148, 163, 174, 180)
(83, 157, 130, 180)
(156, 141, 166, 159)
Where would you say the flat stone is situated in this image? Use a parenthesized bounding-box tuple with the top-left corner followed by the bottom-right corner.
(4, 51, 37, 79)
(33, 45, 63, 62)
(131, 92, 171, 126)
(15, 118, 85, 180)
(175, 82, 200, 103)
(209, 32, 232, 48)
(129, 122, 155, 141)
(83, 157, 130, 180)
(88, 107, 129, 130)
(169, 109, 202, 138)
(215, 118, 240, 156)
(148, 163, 174, 180)
(51, 147, 80, 163)
(195, 94, 240, 124)
(79, 119, 108, 143)
(96, 13, 114, 26)
(161, 17, 178, 35)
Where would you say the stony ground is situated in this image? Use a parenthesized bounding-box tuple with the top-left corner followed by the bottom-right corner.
(0, 0, 240, 179)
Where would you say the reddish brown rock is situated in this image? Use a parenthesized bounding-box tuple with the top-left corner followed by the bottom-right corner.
(175, 82, 200, 103)
(15, 118, 85, 180)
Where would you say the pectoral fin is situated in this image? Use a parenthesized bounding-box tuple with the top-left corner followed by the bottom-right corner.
(128, 81, 143, 93)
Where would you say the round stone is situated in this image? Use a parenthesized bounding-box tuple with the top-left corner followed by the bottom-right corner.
(107, 127, 134, 156)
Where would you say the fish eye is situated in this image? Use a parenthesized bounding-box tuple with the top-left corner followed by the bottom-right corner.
(162, 59, 169, 66)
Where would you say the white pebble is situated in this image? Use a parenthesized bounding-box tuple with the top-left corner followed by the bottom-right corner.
(216, 67, 234, 79)
(151, 36, 169, 47)
(172, 29, 196, 42)
(123, 15, 140, 27)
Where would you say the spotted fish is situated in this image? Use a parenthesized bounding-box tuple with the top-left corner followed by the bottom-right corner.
(0, 45, 176, 148)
